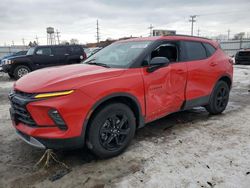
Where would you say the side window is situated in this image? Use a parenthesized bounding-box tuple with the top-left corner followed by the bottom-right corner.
(54, 47, 68, 55)
(203, 42, 216, 57)
(151, 43, 179, 62)
(69, 46, 82, 55)
(36, 48, 52, 56)
(184, 41, 207, 61)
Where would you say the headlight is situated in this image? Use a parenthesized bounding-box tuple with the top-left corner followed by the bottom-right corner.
(34, 90, 74, 99)
(3, 59, 13, 65)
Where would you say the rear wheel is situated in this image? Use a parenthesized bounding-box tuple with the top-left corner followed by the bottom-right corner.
(13, 65, 30, 80)
(205, 81, 230, 115)
(87, 103, 136, 158)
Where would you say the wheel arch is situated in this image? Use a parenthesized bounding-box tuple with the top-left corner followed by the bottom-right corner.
(11, 62, 33, 73)
(82, 93, 145, 144)
(217, 74, 232, 89)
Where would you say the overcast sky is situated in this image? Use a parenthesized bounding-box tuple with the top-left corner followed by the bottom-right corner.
(0, 0, 250, 45)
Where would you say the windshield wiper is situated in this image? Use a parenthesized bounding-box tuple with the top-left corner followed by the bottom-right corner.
(85, 59, 110, 68)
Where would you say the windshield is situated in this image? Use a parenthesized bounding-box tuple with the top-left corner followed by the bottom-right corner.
(27, 47, 35, 55)
(83, 41, 152, 68)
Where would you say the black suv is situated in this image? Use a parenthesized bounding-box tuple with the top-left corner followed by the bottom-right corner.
(2, 45, 87, 79)
(235, 50, 250, 65)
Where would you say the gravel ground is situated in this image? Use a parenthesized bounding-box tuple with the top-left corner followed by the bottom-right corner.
(0, 65, 250, 188)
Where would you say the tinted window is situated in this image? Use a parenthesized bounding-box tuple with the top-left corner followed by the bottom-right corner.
(84, 41, 152, 68)
(54, 47, 68, 55)
(203, 43, 216, 57)
(36, 48, 52, 56)
(69, 46, 82, 54)
(184, 41, 207, 61)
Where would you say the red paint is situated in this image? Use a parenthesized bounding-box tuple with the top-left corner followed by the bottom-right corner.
(12, 36, 233, 141)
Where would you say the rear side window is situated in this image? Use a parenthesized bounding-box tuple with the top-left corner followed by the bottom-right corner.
(69, 46, 82, 55)
(54, 47, 68, 55)
(203, 42, 216, 57)
(36, 48, 52, 56)
(184, 41, 207, 61)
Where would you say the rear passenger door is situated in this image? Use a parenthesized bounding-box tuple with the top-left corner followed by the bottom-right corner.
(68, 46, 83, 64)
(53, 47, 69, 65)
(32, 47, 57, 69)
(183, 41, 218, 104)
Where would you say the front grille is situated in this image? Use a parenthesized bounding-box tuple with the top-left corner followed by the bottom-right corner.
(9, 91, 36, 127)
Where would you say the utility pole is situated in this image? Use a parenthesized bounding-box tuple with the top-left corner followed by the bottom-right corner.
(148, 24, 154, 37)
(12, 41, 14, 46)
(96, 19, 100, 44)
(35, 35, 39, 45)
(55, 30, 60, 45)
(22, 38, 25, 46)
(227, 29, 230, 40)
(189, 15, 197, 36)
(197, 28, 200, 36)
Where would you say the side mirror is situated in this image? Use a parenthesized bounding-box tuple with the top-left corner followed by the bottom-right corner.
(147, 57, 170, 73)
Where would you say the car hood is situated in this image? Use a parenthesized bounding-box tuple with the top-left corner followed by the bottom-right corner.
(6, 55, 28, 60)
(14, 64, 125, 93)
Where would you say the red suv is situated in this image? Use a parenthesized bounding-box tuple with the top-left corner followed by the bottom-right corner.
(9, 36, 233, 158)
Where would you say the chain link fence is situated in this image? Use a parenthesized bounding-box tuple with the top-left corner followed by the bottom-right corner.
(219, 39, 250, 56)
(0, 46, 29, 58)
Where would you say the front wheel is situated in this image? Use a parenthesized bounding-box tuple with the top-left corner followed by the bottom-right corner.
(13, 65, 30, 80)
(87, 103, 136, 158)
(8, 73, 15, 79)
(205, 81, 230, 115)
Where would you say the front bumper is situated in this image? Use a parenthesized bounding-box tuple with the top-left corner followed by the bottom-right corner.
(2, 64, 11, 73)
(9, 89, 95, 149)
(16, 129, 84, 149)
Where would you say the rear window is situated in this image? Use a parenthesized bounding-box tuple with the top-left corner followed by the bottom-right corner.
(69, 46, 82, 54)
(203, 42, 216, 57)
(184, 41, 207, 61)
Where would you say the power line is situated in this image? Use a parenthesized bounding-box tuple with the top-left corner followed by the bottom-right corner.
(35, 35, 39, 45)
(96, 19, 100, 43)
(22, 38, 25, 46)
(55, 30, 60, 44)
(197, 28, 200, 36)
(189, 15, 197, 36)
(148, 24, 154, 37)
(227, 29, 231, 40)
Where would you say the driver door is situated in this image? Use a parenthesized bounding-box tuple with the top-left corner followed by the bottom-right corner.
(141, 41, 187, 122)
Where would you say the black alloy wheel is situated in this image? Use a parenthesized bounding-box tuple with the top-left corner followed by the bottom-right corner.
(87, 103, 136, 158)
(206, 81, 230, 115)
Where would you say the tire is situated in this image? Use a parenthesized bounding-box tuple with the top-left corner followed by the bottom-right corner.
(205, 81, 230, 115)
(13, 65, 30, 80)
(8, 73, 15, 79)
(87, 103, 136, 158)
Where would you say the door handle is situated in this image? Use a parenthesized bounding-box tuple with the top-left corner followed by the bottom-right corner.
(64, 54, 69, 56)
(210, 62, 217, 66)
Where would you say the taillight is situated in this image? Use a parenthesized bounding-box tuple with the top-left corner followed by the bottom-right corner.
(83, 52, 87, 60)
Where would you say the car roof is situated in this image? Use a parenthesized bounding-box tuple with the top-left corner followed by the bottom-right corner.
(118, 35, 219, 48)
(34, 45, 82, 48)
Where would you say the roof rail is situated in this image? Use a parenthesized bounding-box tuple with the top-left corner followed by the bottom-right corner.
(166, 34, 211, 40)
